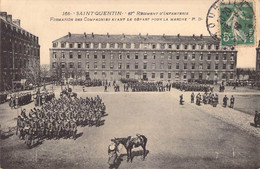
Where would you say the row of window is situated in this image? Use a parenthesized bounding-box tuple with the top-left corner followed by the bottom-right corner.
(53, 62, 234, 70)
(2, 22, 38, 41)
(53, 42, 221, 50)
(2, 59, 27, 68)
(2, 41, 39, 56)
(53, 52, 234, 61)
(60, 71, 234, 80)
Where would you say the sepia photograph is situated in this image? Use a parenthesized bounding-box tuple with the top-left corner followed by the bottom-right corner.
(0, 0, 260, 168)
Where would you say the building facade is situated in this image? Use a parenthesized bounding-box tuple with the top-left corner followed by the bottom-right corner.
(0, 11, 40, 91)
(256, 40, 260, 72)
(50, 33, 237, 82)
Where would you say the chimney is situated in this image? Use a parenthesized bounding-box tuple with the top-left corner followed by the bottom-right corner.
(84, 32, 87, 38)
(146, 33, 149, 38)
(193, 34, 195, 38)
(68, 32, 71, 38)
(139, 33, 141, 38)
(107, 32, 110, 38)
(122, 33, 125, 38)
(92, 32, 94, 38)
(200, 34, 203, 39)
(13, 19, 21, 26)
(177, 34, 180, 38)
(0, 12, 7, 20)
(6, 15, 12, 23)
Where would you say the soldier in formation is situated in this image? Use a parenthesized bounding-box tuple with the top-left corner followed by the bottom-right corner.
(196, 93, 202, 106)
(172, 82, 213, 92)
(114, 84, 120, 92)
(130, 82, 166, 92)
(9, 92, 32, 109)
(16, 94, 106, 141)
(82, 79, 102, 87)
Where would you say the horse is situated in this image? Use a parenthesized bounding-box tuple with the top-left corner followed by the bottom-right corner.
(112, 134, 147, 162)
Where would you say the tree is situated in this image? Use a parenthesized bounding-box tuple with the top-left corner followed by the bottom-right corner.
(40, 64, 50, 90)
(21, 57, 40, 91)
(51, 60, 63, 89)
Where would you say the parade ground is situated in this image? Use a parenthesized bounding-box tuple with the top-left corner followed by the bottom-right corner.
(0, 85, 260, 169)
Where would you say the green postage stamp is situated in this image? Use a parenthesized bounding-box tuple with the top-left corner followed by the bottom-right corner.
(219, 1, 255, 46)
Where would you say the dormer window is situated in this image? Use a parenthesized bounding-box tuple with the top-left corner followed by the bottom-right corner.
(77, 43, 82, 48)
(69, 43, 73, 48)
(110, 43, 115, 48)
(94, 43, 98, 48)
(126, 43, 131, 49)
(53, 43, 57, 48)
(102, 43, 106, 48)
(118, 43, 123, 48)
(160, 43, 165, 49)
(61, 42, 65, 48)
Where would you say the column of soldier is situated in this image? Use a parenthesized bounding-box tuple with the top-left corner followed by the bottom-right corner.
(172, 82, 214, 93)
(9, 92, 32, 109)
(16, 94, 106, 141)
(128, 82, 171, 92)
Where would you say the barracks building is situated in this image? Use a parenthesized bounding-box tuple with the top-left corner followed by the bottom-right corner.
(0, 11, 40, 91)
(50, 32, 237, 82)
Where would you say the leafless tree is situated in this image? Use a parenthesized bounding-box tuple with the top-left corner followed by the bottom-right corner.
(40, 64, 50, 90)
(21, 57, 40, 91)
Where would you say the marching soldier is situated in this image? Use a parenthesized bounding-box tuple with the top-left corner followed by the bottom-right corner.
(223, 95, 229, 108)
(179, 94, 184, 105)
(191, 93, 195, 103)
(196, 93, 201, 106)
(15, 93, 19, 109)
(230, 95, 235, 108)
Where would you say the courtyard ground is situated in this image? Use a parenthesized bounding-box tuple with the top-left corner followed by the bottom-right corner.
(0, 85, 260, 169)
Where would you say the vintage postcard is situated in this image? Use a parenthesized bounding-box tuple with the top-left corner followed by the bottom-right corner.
(0, 0, 260, 168)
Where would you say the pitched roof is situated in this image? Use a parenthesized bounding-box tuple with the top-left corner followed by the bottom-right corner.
(0, 13, 37, 38)
(53, 33, 220, 45)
